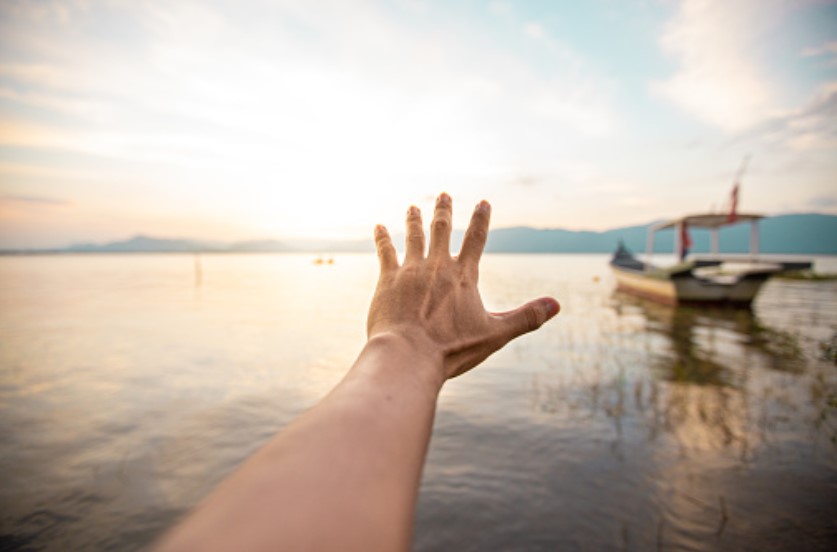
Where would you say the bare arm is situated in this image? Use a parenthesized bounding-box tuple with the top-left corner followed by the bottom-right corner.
(153, 193, 560, 552)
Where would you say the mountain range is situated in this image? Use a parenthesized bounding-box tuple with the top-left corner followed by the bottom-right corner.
(7, 213, 837, 255)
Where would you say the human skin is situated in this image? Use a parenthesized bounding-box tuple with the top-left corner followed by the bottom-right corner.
(153, 193, 560, 552)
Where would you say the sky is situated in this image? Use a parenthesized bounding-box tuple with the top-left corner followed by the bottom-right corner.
(0, 0, 836, 249)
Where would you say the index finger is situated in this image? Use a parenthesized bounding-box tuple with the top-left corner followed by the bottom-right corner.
(374, 224, 398, 273)
(458, 200, 491, 269)
(404, 205, 425, 263)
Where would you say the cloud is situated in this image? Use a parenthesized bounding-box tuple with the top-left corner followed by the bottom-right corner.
(651, 0, 784, 131)
(741, 82, 837, 151)
(524, 22, 544, 40)
(0, 85, 108, 118)
(509, 175, 542, 188)
(807, 195, 837, 208)
(488, 9, 616, 137)
(0, 0, 630, 243)
(16, 0, 832, 240)
(0, 194, 70, 206)
(488, 1, 513, 17)
(0, 63, 68, 88)
(801, 41, 837, 59)
(0, 0, 618, 167)
(531, 83, 615, 136)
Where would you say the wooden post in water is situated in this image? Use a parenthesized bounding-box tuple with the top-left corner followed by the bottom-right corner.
(194, 253, 203, 288)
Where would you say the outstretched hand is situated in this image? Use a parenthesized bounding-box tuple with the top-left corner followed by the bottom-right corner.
(152, 193, 560, 552)
(368, 193, 560, 381)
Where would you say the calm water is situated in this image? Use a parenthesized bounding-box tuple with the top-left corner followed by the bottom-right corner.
(1, 253, 836, 551)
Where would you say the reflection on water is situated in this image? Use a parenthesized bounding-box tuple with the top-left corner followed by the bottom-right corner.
(518, 272, 836, 551)
(617, 293, 806, 384)
(1, 254, 835, 551)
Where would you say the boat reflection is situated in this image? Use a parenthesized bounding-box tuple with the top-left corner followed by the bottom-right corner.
(533, 289, 822, 456)
(611, 291, 804, 384)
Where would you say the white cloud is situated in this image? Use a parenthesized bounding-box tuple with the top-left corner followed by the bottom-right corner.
(531, 84, 615, 137)
(18, 1, 831, 240)
(744, 81, 837, 152)
(524, 22, 544, 40)
(651, 0, 785, 131)
(802, 40, 837, 67)
(0, 0, 617, 169)
(488, 1, 513, 17)
(802, 41, 837, 58)
(0, 0, 625, 240)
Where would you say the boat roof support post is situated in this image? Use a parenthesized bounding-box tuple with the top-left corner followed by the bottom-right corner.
(750, 220, 760, 259)
(711, 228, 719, 254)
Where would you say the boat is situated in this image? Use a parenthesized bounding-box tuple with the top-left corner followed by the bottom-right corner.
(610, 212, 812, 306)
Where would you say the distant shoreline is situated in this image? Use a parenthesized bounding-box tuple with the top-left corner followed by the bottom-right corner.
(2, 251, 834, 257)
(3, 214, 836, 255)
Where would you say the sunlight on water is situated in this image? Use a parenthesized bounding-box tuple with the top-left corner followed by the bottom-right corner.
(1, 253, 835, 550)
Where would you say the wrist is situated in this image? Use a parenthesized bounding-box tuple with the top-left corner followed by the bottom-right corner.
(359, 331, 446, 395)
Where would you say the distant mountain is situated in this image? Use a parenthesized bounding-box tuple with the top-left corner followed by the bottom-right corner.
(6, 213, 836, 255)
(479, 213, 837, 254)
(67, 235, 224, 253)
(226, 239, 292, 253)
(59, 235, 373, 254)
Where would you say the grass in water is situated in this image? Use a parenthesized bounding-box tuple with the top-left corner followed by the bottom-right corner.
(774, 270, 837, 281)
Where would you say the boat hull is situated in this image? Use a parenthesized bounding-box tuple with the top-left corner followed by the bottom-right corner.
(611, 265, 771, 306)
(612, 266, 678, 305)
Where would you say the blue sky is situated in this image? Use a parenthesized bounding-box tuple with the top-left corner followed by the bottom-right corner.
(1, 0, 835, 248)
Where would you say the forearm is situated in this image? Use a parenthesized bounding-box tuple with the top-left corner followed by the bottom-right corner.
(155, 333, 444, 552)
(155, 193, 559, 552)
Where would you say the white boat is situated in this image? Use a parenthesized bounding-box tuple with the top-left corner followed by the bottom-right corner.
(610, 213, 811, 306)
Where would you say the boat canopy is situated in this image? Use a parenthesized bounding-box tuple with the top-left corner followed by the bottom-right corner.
(645, 212, 765, 261)
(650, 213, 763, 232)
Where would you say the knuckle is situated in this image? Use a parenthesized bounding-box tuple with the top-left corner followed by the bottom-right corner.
(399, 264, 422, 281)
(523, 306, 541, 332)
(406, 234, 425, 252)
(431, 217, 451, 232)
(469, 227, 487, 244)
(457, 264, 476, 284)
(375, 273, 392, 288)
(473, 209, 490, 225)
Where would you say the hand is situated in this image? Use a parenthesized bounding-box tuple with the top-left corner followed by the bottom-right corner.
(368, 193, 560, 380)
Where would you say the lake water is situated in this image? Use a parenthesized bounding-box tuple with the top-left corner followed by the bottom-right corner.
(1, 253, 835, 551)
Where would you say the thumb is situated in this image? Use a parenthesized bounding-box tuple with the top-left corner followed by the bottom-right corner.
(494, 297, 560, 342)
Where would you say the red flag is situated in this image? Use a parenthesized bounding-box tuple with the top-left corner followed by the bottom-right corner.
(728, 183, 739, 223)
(679, 223, 692, 260)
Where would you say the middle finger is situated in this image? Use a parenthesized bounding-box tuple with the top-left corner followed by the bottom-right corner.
(428, 192, 453, 260)
(405, 205, 425, 263)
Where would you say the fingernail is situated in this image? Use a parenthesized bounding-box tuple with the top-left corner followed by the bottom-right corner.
(438, 193, 451, 206)
(477, 200, 491, 214)
(408, 205, 420, 217)
(375, 224, 386, 237)
(544, 299, 560, 318)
